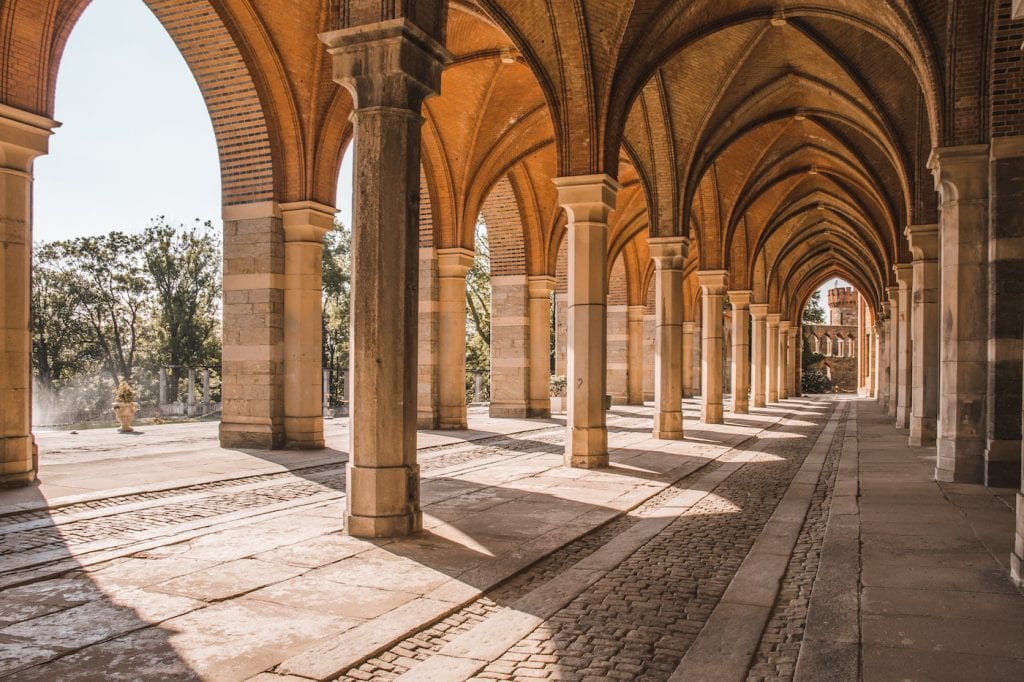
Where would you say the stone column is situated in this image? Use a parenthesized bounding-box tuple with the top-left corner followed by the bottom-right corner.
(417, 247, 440, 428)
(874, 317, 887, 409)
(490, 274, 530, 418)
(886, 288, 899, 420)
(778, 321, 791, 400)
(281, 201, 334, 448)
(626, 305, 646, 405)
(986, 138, 1024, 488)
(528, 276, 556, 417)
(554, 175, 620, 468)
(436, 248, 474, 429)
(894, 264, 913, 429)
(698, 271, 727, 424)
(682, 322, 697, 399)
(554, 291, 568, 377)
(643, 314, 656, 401)
(766, 314, 780, 403)
(931, 146, 990, 483)
(907, 224, 940, 447)
(0, 105, 54, 486)
(728, 291, 752, 414)
(750, 304, 768, 408)
(650, 237, 688, 439)
(323, 20, 451, 537)
(158, 367, 168, 407)
(187, 368, 197, 408)
(693, 326, 703, 396)
(786, 326, 798, 399)
(795, 326, 804, 397)
(221, 203, 286, 449)
(606, 304, 629, 405)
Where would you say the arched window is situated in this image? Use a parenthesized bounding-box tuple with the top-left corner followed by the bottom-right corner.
(812, 334, 820, 353)
(824, 335, 833, 356)
(847, 335, 856, 358)
(836, 337, 844, 356)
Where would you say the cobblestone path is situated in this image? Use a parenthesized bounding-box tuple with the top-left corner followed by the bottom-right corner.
(336, 401, 842, 681)
(0, 418, 639, 581)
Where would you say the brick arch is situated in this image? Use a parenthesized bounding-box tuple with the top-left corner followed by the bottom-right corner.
(1, 0, 277, 206)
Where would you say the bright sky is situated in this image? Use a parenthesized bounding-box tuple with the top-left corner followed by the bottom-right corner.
(815, 277, 853, 321)
(33, 0, 353, 242)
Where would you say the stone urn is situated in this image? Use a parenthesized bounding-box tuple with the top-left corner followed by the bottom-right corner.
(112, 401, 139, 433)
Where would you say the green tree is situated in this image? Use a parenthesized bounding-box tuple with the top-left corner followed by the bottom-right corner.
(50, 232, 151, 387)
(142, 218, 222, 399)
(31, 243, 98, 392)
(803, 290, 826, 324)
(465, 220, 491, 400)
(322, 221, 351, 405)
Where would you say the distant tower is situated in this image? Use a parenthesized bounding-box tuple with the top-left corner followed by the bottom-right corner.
(828, 286, 857, 326)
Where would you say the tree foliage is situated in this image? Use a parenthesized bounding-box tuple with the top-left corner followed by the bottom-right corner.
(803, 290, 826, 324)
(142, 218, 221, 399)
(465, 221, 491, 400)
(322, 221, 352, 405)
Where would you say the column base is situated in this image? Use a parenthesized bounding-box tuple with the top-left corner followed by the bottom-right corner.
(1012, 494, 1024, 587)
(346, 463, 421, 537)
(983, 439, 1022, 488)
(653, 411, 683, 440)
(702, 405, 724, 424)
(0, 435, 36, 488)
(936, 437, 985, 484)
(753, 397, 766, 408)
(733, 400, 749, 415)
(220, 420, 285, 449)
(527, 401, 552, 419)
(417, 412, 440, 430)
(565, 426, 608, 469)
(438, 405, 468, 430)
(284, 416, 325, 450)
(908, 418, 936, 447)
(489, 403, 530, 419)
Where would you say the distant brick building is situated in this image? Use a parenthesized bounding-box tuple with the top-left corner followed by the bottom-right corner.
(803, 287, 859, 392)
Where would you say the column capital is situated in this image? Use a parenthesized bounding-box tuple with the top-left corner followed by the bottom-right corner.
(697, 269, 729, 294)
(885, 286, 899, 305)
(778, 320, 791, 332)
(880, 301, 891, 318)
(321, 19, 453, 110)
(749, 303, 769, 320)
(553, 174, 621, 222)
(527, 274, 556, 299)
(905, 224, 939, 261)
(0, 103, 60, 170)
(766, 313, 781, 327)
(928, 144, 990, 197)
(727, 290, 753, 308)
(787, 326, 798, 338)
(436, 247, 475, 278)
(893, 262, 913, 287)
(648, 236, 690, 270)
(281, 201, 337, 242)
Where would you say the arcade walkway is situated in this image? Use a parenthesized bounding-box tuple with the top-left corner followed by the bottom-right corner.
(0, 399, 1020, 681)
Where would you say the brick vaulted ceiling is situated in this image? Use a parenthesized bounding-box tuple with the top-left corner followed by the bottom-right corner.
(1, 0, 1000, 315)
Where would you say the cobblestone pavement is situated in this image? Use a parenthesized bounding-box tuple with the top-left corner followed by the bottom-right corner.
(746, 415, 847, 680)
(336, 402, 839, 681)
(0, 417, 629, 582)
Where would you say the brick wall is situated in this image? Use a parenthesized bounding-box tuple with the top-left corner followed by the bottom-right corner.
(992, 0, 1024, 137)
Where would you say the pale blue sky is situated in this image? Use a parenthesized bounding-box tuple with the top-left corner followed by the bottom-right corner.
(33, 0, 352, 242)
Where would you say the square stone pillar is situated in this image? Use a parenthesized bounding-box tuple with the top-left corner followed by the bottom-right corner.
(436, 248, 474, 428)
(417, 248, 440, 428)
(931, 146, 990, 482)
(728, 291, 752, 414)
(698, 271, 728, 424)
(874, 316, 888, 410)
(281, 201, 335, 449)
(795, 326, 803, 397)
(554, 291, 568, 377)
(986, 138, 1024, 488)
(778, 321, 791, 400)
(894, 264, 913, 429)
(886, 288, 900, 421)
(626, 305, 646, 405)
(643, 314, 656, 401)
(606, 304, 630, 405)
(221, 203, 286, 449)
(682, 322, 697, 399)
(750, 304, 768, 408)
(786, 326, 798, 399)
(528, 276, 557, 417)
(650, 237, 689, 439)
(0, 104, 56, 487)
(323, 19, 452, 537)
(766, 314, 780, 403)
(906, 224, 940, 447)
(554, 175, 620, 468)
(490, 274, 531, 418)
